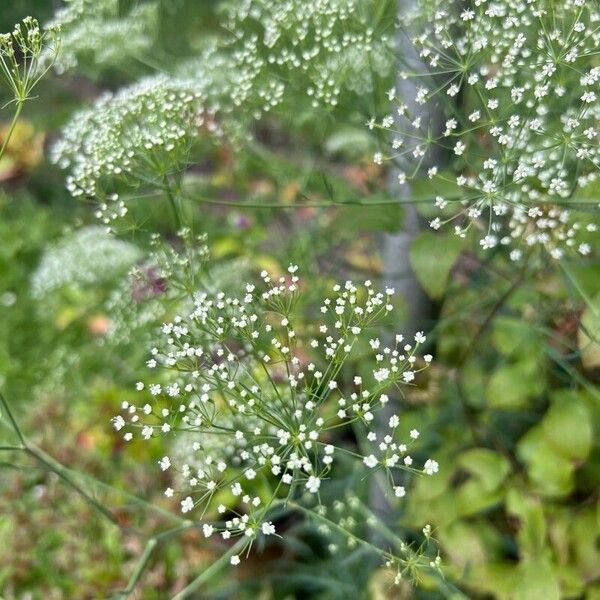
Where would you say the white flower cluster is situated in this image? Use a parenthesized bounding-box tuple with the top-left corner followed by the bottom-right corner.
(373, 0, 599, 259)
(0, 16, 44, 62)
(104, 264, 169, 347)
(31, 226, 142, 298)
(51, 0, 394, 204)
(51, 75, 215, 198)
(0, 16, 58, 104)
(221, 0, 394, 114)
(306, 493, 440, 583)
(43, 0, 157, 73)
(106, 253, 251, 348)
(112, 266, 436, 564)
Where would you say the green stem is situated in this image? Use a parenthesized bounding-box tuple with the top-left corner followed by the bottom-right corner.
(112, 539, 158, 599)
(24, 443, 124, 529)
(164, 175, 183, 231)
(457, 262, 529, 367)
(111, 522, 197, 599)
(185, 192, 462, 210)
(289, 501, 464, 598)
(0, 100, 24, 162)
(1, 388, 119, 527)
(171, 537, 248, 600)
(288, 500, 395, 562)
(0, 391, 26, 446)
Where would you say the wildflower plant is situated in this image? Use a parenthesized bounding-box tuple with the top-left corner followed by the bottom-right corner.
(0, 17, 59, 160)
(51, 75, 214, 207)
(50, 0, 398, 229)
(41, 1, 439, 586)
(105, 231, 250, 349)
(8, 0, 596, 596)
(112, 263, 439, 575)
(31, 226, 142, 299)
(372, 0, 599, 260)
(219, 0, 395, 115)
(43, 0, 157, 74)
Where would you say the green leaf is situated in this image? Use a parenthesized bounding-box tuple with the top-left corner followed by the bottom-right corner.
(506, 489, 546, 556)
(458, 448, 511, 491)
(438, 521, 503, 571)
(467, 562, 521, 599)
(542, 390, 592, 461)
(561, 263, 600, 307)
(515, 558, 560, 600)
(409, 230, 464, 299)
(486, 362, 544, 409)
(492, 317, 544, 362)
(572, 507, 600, 581)
(492, 316, 532, 355)
(517, 427, 574, 497)
(456, 480, 505, 517)
(555, 564, 585, 598)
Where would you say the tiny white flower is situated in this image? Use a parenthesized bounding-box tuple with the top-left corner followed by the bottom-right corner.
(306, 476, 321, 493)
(261, 522, 276, 535)
(181, 497, 194, 513)
(363, 455, 378, 468)
(203, 524, 214, 538)
(424, 459, 439, 475)
(394, 486, 406, 498)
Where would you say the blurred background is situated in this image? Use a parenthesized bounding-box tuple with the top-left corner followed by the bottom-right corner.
(0, 1, 598, 599)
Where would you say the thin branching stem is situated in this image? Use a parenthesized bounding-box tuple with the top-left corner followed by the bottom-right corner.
(170, 537, 248, 600)
(0, 391, 26, 447)
(0, 100, 23, 161)
(111, 522, 198, 599)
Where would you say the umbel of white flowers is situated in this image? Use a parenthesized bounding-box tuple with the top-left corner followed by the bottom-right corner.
(42, 0, 157, 73)
(113, 266, 437, 566)
(371, 0, 599, 260)
(31, 226, 142, 298)
(0, 16, 59, 104)
(50, 0, 394, 203)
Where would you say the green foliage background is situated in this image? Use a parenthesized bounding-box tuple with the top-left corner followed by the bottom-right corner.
(0, 1, 598, 599)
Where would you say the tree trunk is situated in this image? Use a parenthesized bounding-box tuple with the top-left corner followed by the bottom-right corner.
(371, 0, 438, 526)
